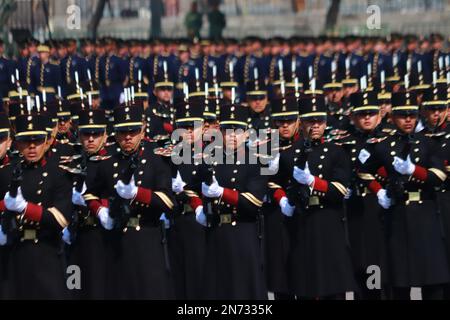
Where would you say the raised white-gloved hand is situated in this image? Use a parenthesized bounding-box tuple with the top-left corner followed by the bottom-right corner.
(98, 207, 114, 230)
(268, 153, 280, 173)
(293, 162, 315, 186)
(172, 170, 187, 193)
(392, 155, 415, 176)
(202, 176, 224, 198)
(0, 225, 7, 246)
(72, 183, 87, 207)
(115, 175, 138, 200)
(195, 206, 207, 227)
(344, 188, 352, 200)
(4, 187, 28, 213)
(377, 189, 392, 209)
(62, 227, 72, 245)
(279, 196, 295, 217)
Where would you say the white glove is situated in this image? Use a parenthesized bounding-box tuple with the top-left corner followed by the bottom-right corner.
(195, 206, 207, 227)
(4, 187, 28, 213)
(172, 170, 187, 193)
(344, 188, 352, 200)
(98, 207, 114, 230)
(293, 162, 315, 186)
(115, 176, 138, 200)
(160, 213, 171, 229)
(268, 153, 280, 173)
(279, 196, 295, 217)
(202, 176, 224, 198)
(72, 183, 87, 207)
(392, 155, 415, 176)
(377, 189, 392, 209)
(62, 227, 72, 245)
(0, 225, 7, 246)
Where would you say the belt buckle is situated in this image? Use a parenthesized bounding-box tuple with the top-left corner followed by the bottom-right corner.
(408, 191, 420, 202)
(309, 196, 320, 206)
(84, 216, 96, 226)
(220, 214, 232, 225)
(183, 204, 193, 215)
(126, 217, 141, 231)
(22, 229, 38, 243)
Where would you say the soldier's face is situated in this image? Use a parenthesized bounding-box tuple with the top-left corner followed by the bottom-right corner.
(301, 119, 326, 140)
(248, 96, 268, 113)
(116, 128, 144, 153)
(181, 124, 203, 145)
(380, 103, 392, 118)
(326, 89, 344, 103)
(0, 135, 12, 159)
(222, 129, 247, 150)
(39, 52, 50, 62)
(154, 88, 173, 104)
(80, 131, 106, 155)
(424, 108, 447, 127)
(16, 139, 46, 163)
(392, 114, 417, 134)
(352, 112, 380, 132)
(58, 119, 72, 133)
(275, 119, 298, 140)
(203, 120, 220, 141)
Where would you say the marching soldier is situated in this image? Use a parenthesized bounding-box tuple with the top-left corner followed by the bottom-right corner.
(245, 76, 272, 131)
(29, 45, 61, 104)
(99, 38, 127, 109)
(278, 93, 357, 299)
(265, 96, 300, 300)
(200, 102, 268, 299)
(358, 90, 450, 299)
(145, 67, 175, 141)
(60, 39, 87, 98)
(2, 111, 72, 299)
(62, 108, 110, 299)
(339, 90, 390, 300)
(169, 99, 207, 299)
(83, 105, 175, 299)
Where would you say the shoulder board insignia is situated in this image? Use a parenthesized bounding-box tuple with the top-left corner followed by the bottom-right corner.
(89, 155, 111, 161)
(425, 131, 446, 138)
(58, 164, 82, 174)
(153, 145, 175, 157)
(367, 136, 388, 144)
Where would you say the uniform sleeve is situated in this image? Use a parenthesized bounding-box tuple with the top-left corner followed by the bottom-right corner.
(23, 168, 72, 232)
(409, 138, 447, 187)
(356, 143, 386, 194)
(220, 164, 267, 219)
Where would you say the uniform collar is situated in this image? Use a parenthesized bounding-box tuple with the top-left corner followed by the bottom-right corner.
(1, 155, 9, 166)
(24, 156, 47, 168)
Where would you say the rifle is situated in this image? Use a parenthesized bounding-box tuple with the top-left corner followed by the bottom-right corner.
(1, 160, 24, 240)
(109, 152, 139, 230)
(69, 152, 88, 243)
(286, 128, 313, 210)
(203, 165, 219, 228)
(387, 133, 414, 205)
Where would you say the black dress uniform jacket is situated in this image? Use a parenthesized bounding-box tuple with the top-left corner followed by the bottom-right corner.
(85, 140, 175, 299)
(278, 137, 357, 298)
(203, 146, 268, 299)
(8, 157, 72, 299)
(358, 131, 450, 288)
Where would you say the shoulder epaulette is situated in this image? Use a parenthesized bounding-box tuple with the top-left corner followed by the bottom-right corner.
(366, 136, 388, 144)
(89, 155, 111, 161)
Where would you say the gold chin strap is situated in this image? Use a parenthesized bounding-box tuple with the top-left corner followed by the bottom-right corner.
(122, 127, 145, 155)
(439, 107, 448, 127)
